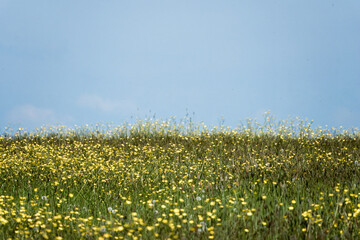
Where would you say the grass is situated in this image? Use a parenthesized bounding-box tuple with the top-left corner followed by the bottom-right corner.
(0, 116, 359, 239)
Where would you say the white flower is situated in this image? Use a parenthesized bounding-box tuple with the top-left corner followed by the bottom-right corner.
(41, 196, 48, 201)
(197, 221, 207, 232)
(196, 196, 202, 201)
(108, 207, 116, 214)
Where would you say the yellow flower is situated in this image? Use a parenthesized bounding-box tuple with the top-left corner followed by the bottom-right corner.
(112, 226, 124, 231)
(173, 208, 180, 215)
(0, 217, 8, 225)
(103, 233, 111, 238)
(354, 209, 360, 217)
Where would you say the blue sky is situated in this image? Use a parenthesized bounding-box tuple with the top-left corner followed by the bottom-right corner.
(1, 0, 360, 131)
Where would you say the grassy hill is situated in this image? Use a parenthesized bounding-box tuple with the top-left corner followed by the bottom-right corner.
(0, 118, 359, 239)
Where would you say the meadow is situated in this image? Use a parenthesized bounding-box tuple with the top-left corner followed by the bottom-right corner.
(0, 116, 359, 240)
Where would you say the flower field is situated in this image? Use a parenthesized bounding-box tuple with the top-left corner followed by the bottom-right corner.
(0, 118, 359, 239)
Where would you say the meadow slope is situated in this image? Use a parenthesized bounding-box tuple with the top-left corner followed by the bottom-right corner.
(0, 119, 360, 239)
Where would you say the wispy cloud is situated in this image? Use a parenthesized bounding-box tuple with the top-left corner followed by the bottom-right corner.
(5, 104, 73, 128)
(77, 94, 138, 114)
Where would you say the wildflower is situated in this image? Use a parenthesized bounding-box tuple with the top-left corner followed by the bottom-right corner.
(41, 196, 48, 201)
(108, 207, 116, 214)
(173, 208, 180, 215)
(354, 209, 360, 217)
(112, 226, 124, 231)
(197, 221, 207, 232)
(0, 217, 8, 225)
(103, 233, 111, 238)
(196, 196, 201, 201)
(146, 226, 154, 231)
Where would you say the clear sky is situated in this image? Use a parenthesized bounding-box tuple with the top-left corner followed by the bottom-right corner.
(1, 1, 360, 132)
